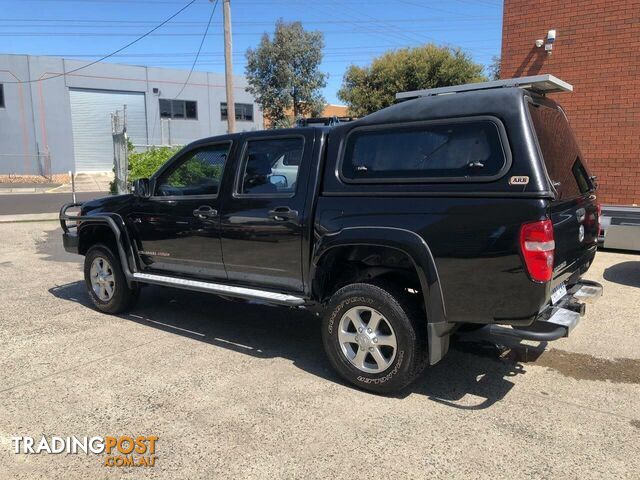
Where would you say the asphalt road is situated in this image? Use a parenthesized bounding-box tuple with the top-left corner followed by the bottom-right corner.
(0, 192, 107, 215)
(0, 222, 638, 479)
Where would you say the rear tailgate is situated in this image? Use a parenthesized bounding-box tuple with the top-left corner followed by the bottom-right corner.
(528, 100, 598, 290)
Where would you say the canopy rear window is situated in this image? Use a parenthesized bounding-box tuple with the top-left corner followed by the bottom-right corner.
(528, 103, 594, 199)
(341, 119, 508, 183)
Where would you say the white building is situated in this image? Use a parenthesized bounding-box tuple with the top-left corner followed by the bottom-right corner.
(0, 54, 263, 175)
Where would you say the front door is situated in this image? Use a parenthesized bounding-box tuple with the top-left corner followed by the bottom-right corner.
(220, 133, 313, 291)
(129, 142, 231, 279)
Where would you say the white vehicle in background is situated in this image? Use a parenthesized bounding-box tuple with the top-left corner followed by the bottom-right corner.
(599, 205, 640, 251)
(271, 150, 302, 189)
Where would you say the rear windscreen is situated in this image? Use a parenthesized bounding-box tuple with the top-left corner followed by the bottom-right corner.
(528, 102, 593, 199)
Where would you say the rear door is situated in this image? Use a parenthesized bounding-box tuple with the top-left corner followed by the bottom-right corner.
(528, 101, 598, 286)
(219, 131, 315, 291)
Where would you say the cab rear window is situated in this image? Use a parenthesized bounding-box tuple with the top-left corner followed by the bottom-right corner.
(528, 103, 594, 199)
(341, 119, 507, 182)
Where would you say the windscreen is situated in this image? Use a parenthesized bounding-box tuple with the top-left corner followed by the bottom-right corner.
(528, 102, 594, 199)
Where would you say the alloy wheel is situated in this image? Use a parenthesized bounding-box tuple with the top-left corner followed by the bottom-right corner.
(338, 306, 397, 374)
(90, 256, 116, 301)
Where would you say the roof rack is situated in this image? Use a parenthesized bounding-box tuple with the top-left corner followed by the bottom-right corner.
(296, 116, 356, 127)
(395, 74, 573, 101)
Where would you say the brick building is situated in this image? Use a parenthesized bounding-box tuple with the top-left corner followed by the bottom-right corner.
(501, 0, 640, 205)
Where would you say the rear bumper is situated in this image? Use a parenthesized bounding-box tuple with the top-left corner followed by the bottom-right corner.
(63, 232, 79, 254)
(491, 279, 603, 341)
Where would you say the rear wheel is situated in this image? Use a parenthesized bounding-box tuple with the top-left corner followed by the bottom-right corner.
(84, 244, 139, 314)
(321, 282, 428, 393)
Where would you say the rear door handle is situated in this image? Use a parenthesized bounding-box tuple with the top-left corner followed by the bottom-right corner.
(193, 205, 218, 218)
(268, 207, 298, 221)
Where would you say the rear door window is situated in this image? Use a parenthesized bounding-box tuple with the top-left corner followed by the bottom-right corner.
(528, 103, 594, 199)
(341, 119, 507, 182)
(238, 137, 304, 196)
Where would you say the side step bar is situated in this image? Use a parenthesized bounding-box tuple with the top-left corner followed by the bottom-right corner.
(132, 272, 306, 306)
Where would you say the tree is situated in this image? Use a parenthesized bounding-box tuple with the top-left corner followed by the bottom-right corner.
(245, 20, 327, 127)
(338, 44, 487, 117)
(488, 55, 501, 81)
(109, 141, 179, 194)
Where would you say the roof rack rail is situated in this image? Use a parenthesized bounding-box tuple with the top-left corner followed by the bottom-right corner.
(395, 74, 573, 101)
(295, 116, 356, 127)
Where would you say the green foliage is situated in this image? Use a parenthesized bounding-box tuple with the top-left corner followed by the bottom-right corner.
(338, 44, 488, 117)
(128, 143, 179, 181)
(165, 156, 223, 187)
(488, 55, 501, 81)
(109, 141, 179, 194)
(245, 19, 328, 127)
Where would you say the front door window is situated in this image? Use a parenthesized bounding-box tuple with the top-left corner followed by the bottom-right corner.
(156, 144, 229, 197)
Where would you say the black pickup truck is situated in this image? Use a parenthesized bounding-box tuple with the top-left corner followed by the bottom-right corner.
(61, 76, 603, 393)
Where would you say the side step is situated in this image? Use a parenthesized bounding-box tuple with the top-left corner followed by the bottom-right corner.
(132, 272, 306, 306)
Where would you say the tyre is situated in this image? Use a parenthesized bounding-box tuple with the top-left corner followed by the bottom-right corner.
(84, 244, 139, 314)
(321, 282, 428, 394)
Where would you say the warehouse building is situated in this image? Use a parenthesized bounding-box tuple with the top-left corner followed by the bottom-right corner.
(0, 54, 263, 176)
(501, 0, 640, 206)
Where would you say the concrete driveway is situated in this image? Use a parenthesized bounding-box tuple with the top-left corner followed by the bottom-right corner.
(0, 221, 638, 479)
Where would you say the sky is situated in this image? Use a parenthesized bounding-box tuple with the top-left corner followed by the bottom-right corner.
(0, 0, 503, 104)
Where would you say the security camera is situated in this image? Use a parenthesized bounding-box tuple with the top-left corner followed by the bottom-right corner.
(535, 39, 544, 48)
(547, 29, 557, 43)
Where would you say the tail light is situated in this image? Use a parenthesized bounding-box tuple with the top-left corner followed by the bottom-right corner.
(520, 219, 555, 282)
(596, 203, 602, 234)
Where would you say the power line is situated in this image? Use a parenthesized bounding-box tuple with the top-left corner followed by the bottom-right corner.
(0, 24, 504, 36)
(2, 0, 198, 84)
(173, 0, 218, 99)
(33, 44, 498, 58)
(0, 16, 496, 25)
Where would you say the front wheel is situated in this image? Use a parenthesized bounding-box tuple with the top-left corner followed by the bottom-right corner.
(321, 282, 428, 394)
(84, 244, 139, 314)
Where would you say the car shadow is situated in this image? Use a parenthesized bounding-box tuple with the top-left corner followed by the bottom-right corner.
(603, 261, 640, 288)
(50, 281, 540, 409)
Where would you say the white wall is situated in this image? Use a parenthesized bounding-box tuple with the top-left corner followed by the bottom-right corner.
(0, 54, 263, 174)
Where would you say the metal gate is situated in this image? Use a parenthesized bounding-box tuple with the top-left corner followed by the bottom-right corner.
(69, 88, 147, 172)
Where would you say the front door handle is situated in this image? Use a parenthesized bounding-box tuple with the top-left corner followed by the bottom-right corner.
(193, 205, 218, 218)
(268, 207, 298, 221)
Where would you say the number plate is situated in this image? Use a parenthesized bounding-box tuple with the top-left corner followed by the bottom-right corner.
(551, 282, 567, 305)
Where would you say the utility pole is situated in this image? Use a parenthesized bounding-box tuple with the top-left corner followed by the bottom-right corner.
(222, 0, 236, 133)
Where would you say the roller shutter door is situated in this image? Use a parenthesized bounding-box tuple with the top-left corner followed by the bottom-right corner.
(69, 88, 147, 172)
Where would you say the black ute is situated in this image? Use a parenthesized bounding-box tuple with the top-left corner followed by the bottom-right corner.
(61, 80, 603, 393)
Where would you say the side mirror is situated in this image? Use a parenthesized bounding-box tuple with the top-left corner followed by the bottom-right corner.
(132, 178, 151, 198)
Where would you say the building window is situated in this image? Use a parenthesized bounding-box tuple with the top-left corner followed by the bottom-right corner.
(0, 84, 4, 108)
(221, 102, 254, 122)
(159, 99, 197, 120)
